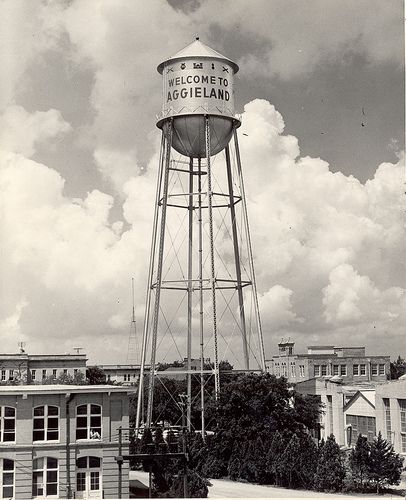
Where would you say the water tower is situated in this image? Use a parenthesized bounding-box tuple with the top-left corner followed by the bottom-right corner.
(136, 38, 266, 432)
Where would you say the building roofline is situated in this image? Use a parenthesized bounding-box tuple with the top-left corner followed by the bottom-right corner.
(0, 384, 134, 395)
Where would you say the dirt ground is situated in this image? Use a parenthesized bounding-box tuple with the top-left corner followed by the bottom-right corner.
(129, 470, 406, 499)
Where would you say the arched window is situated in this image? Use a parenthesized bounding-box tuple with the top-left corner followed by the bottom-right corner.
(32, 457, 58, 497)
(76, 457, 101, 498)
(76, 405, 102, 440)
(0, 407, 15, 443)
(0, 459, 14, 499)
(33, 406, 59, 442)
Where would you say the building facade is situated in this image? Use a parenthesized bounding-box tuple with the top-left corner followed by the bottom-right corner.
(266, 341, 390, 384)
(0, 354, 87, 384)
(0, 385, 130, 499)
(295, 377, 383, 447)
(375, 377, 406, 456)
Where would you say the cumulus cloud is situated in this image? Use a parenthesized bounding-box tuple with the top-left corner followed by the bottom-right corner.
(0, 105, 71, 157)
(1, 98, 404, 363)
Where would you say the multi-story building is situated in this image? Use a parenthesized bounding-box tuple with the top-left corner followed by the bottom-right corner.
(375, 376, 406, 456)
(0, 353, 87, 384)
(266, 341, 390, 384)
(296, 377, 380, 446)
(0, 384, 131, 499)
(97, 364, 143, 385)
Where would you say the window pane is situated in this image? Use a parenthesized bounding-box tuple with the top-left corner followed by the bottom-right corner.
(77, 472, 86, 491)
(91, 405, 101, 415)
(4, 408, 15, 417)
(48, 417, 58, 430)
(3, 472, 13, 485)
(77, 405, 87, 415)
(33, 430, 45, 441)
(33, 457, 44, 470)
(3, 432, 15, 442)
(3, 459, 14, 471)
(77, 417, 87, 428)
(90, 416, 101, 427)
(34, 419, 45, 430)
(90, 472, 100, 490)
(34, 406, 45, 417)
(47, 457, 58, 469)
(89, 456, 101, 468)
(3, 486, 13, 498)
(76, 428, 87, 440)
(48, 406, 58, 416)
(76, 457, 87, 468)
(47, 470, 57, 483)
(4, 419, 15, 430)
(47, 483, 57, 496)
(47, 430, 59, 441)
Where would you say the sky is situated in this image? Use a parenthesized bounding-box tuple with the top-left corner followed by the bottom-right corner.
(0, 0, 404, 365)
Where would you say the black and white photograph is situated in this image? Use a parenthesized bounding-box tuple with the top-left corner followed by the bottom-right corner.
(0, 0, 405, 498)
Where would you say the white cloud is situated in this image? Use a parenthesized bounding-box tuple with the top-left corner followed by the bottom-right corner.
(0, 98, 404, 362)
(0, 105, 71, 157)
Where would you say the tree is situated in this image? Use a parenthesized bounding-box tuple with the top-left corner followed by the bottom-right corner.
(314, 435, 346, 492)
(390, 356, 406, 380)
(279, 434, 302, 488)
(266, 431, 286, 486)
(349, 435, 371, 490)
(87, 366, 106, 384)
(367, 432, 404, 493)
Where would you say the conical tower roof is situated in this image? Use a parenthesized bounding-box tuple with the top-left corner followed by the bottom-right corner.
(157, 38, 239, 74)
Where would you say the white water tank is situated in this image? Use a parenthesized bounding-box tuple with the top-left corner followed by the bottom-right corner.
(157, 38, 240, 158)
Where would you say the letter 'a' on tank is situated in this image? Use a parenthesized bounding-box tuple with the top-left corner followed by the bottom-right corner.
(156, 38, 241, 157)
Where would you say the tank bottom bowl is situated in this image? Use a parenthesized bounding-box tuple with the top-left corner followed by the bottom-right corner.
(158, 114, 240, 158)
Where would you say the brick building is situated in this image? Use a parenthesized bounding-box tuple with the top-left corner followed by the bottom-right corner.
(0, 384, 130, 499)
(266, 341, 390, 384)
(0, 353, 87, 384)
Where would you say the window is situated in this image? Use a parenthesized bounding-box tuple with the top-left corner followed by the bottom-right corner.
(0, 407, 15, 442)
(327, 395, 333, 435)
(379, 364, 385, 375)
(321, 365, 327, 376)
(32, 370, 36, 381)
(399, 400, 406, 453)
(8, 371, 13, 381)
(353, 364, 359, 376)
(299, 365, 305, 377)
(76, 457, 101, 495)
(0, 459, 14, 499)
(314, 365, 320, 377)
(63, 369, 68, 375)
(1, 371, 5, 382)
(74, 369, 78, 375)
(76, 404, 101, 440)
(383, 398, 392, 443)
(290, 363, 296, 378)
(371, 364, 378, 376)
(333, 365, 339, 376)
(346, 414, 376, 445)
(340, 365, 347, 376)
(33, 406, 59, 442)
(281, 363, 287, 377)
(42, 370, 47, 380)
(32, 457, 58, 497)
(52, 370, 57, 378)
(360, 364, 366, 376)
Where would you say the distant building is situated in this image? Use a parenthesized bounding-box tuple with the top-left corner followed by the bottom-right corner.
(296, 377, 381, 447)
(375, 376, 406, 455)
(96, 364, 145, 385)
(0, 384, 131, 499)
(266, 341, 390, 384)
(0, 353, 87, 384)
